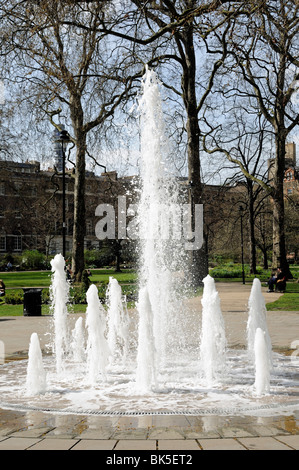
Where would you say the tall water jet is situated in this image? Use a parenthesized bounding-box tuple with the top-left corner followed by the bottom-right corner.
(136, 67, 182, 377)
(254, 328, 271, 396)
(85, 284, 110, 385)
(50, 253, 70, 374)
(106, 277, 130, 364)
(135, 287, 157, 393)
(26, 333, 47, 396)
(200, 275, 227, 386)
(247, 278, 272, 367)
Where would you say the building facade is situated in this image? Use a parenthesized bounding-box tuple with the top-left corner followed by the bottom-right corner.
(0, 159, 133, 256)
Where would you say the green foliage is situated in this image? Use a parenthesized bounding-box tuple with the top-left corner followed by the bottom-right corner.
(21, 250, 48, 270)
(69, 285, 87, 304)
(69, 282, 108, 304)
(4, 289, 24, 304)
(4, 288, 50, 305)
(84, 246, 115, 268)
(209, 263, 263, 279)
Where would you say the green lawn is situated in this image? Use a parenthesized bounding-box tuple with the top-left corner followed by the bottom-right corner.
(0, 268, 137, 289)
(0, 268, 137, 316)
(0, 266, 298, 316)
(0, 302, 87, 316)
(266, 281, 299, 311)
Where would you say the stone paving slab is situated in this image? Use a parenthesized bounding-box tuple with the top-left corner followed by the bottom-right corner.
(275, 435, 299, 450)
(198, 438, 247, 450)
(0, 434, 298, 450)
(237, 436, 293, 451)
(27, 437, 79, 450)
(157, 439, 201, 450)
(113, 439, 157, 450)
(0, 437, 42, 450)
(71, 439, 117, 450)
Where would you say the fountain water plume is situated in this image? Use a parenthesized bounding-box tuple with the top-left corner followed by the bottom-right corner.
(254, 328, 271, 396)
(247, 278, 272, 368)
(85, 284, 110, 385)
(200, 275, 227, 386)
(135, 287, 157, 393)
(106, 277, 130, 364)
(26, 333, 47, 396)
(71, 316, 86, 363)
(136, 66, 183, 379)
(50, 254, 70, 374)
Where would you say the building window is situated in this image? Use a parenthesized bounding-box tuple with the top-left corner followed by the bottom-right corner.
(0, 182, 5, 195)
(86, 219, 93, 236)
(13, 235, 22, 252)
(287, 188, 293, 195)
(0, 236, 6, 251)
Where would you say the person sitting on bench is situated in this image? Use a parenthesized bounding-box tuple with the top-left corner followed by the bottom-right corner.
(276, 267, 286, 292)
(0, 280, 5, 297)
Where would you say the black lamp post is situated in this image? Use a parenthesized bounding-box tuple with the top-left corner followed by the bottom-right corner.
(56, 129, 71, 258)
(239, 205, 245, 285)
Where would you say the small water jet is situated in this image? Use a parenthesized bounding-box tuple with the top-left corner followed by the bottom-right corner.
(85, 284, 110, 385)
(135, 287, 157, 393)
(254, 328, 271, 396)
(71, 316, 86, 363)
(106, 277, 130, 364)
(50, 253, 70, 374)
(200, 275, 226, 386)
(247, 278, 272, 368)
(26, 333, 47, 396)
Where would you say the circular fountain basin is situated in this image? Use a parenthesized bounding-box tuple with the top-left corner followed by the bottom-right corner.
(0, 349, 298, 417)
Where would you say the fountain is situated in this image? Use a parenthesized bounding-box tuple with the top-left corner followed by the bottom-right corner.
(247, 278, 273, 368)
(106, 277, 130, 364)
(26, 333, 47, 396)
(85, 284, 110, 385)
(200, 275, 226, 386)
(0, 67, 298, 417)
(50, 253, 70, 374)
(70, 316, 86, 363)
(254, 328, 271, 396)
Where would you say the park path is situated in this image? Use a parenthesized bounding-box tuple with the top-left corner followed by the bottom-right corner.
(0, 281, 297, 359)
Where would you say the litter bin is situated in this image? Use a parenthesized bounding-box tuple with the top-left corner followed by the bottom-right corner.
(23, 288, 42, 316)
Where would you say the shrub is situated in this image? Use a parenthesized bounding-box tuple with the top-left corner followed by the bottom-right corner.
(69, 285, 87, 304)
(5, 289, 24, 304)
(21, 250, 47, 270)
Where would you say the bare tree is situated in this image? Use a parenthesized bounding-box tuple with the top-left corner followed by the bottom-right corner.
(79, 0, 249, 284)
(0, 0, 139, 280)
(202, 0, 299, 276)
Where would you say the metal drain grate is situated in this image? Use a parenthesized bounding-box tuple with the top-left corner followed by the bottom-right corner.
(1, 401, 299, 417)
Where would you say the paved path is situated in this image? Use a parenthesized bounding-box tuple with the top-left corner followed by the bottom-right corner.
(0, 282, 298, 451)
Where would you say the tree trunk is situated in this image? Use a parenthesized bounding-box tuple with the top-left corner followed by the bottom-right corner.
(71, 131, 86, 282)
(271, 134, 292, 277)
(181, 25, 207, 286)
(247, 181, 257, 274)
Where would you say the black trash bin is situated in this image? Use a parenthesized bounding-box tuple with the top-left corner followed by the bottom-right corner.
(23, 288, 42, 316)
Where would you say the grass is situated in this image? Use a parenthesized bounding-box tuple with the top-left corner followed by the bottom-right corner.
(0, 264, 298, 315)
(0, 268, 137, 316)
(0, 302, 87, 316)
(266, 281, 299, 311)
(266, 293, 299, 311)
(0, 268, 137, 289)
